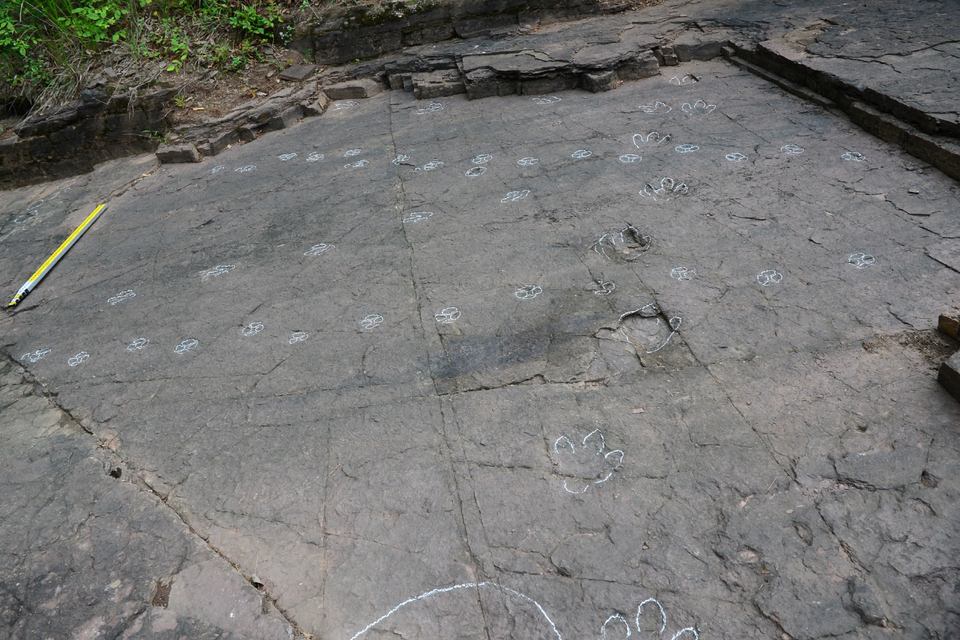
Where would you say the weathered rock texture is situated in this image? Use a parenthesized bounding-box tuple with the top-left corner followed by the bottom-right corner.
(307, 0, 652, 65)
(0, 89, 173, 190)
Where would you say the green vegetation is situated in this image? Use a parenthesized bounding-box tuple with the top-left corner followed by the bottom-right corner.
(0, 0, 294, 106)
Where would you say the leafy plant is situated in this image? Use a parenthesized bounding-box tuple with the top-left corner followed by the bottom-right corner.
(228, 3, 280, 41)
(65, 1, 130, 43)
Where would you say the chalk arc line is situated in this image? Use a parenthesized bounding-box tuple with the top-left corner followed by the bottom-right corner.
(347, 582, 563, 640)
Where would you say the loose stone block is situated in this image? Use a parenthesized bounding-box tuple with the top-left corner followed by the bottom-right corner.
(261, 105, 302, 132)
(279, 64, 317, 81)
(939, 351, 960, 403)
(156, 142, 200, 163)
(939, 314, 960, 340)
(581, 70, 618, 92)
(324, 78, 382, 100)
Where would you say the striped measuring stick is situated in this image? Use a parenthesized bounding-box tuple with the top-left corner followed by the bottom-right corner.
(7, 204, 107, 308)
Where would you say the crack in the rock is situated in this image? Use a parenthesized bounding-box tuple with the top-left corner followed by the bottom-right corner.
(0, 348, 310, 637)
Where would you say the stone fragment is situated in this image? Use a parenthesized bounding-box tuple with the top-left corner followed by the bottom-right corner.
(580, 70, 618, 92)
(658, 45, 679, 66)
(301, 90, 331, 117)
(279, 64, 316, 81)
(324, 78, 382, 100)
(616, 49, 660, 81)
(197, 129, 239, 157)
(939, 351, 960, 403)
(156, 143, 200, 163)
(239, 125, 258, 141)
(261, 105, 302, 132)
(939, 314, 960, 340)
(672, 31, 727, 61)
(412, 71, 465, 99)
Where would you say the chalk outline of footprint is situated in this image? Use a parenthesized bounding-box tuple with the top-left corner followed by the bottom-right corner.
(554, 429, 624, 494)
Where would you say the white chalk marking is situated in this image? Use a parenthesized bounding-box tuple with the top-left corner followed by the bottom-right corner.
(347, 582, 562, 640)
(360, 314, 383, 330)
(594, 226, 652, 261)
(107, 289, 136, 305)
(67, 351, 89, 367)
(646, 317, 681, 354)
(242, 322, 264, 337)
(633, 132, 671, 148)
(330, 101, 359, 112)
(670, 74, 698, 85)
(619, 154, 642, 163)
(304, 243, 334, 256)
(420, 160, 444, 171)
(780, 144, 804, 155)
(235, 165, 256, 173)
(571, 149, 593, 158)
(639, 177, 688, 201)
(278, 153, 298, 161)
(344, 159, 370, 168)
(288, 331, 309, 344)
(465, 166, 487, 177)
(681, 100, 716, 115)
(126, 338, 149, 351)
(636, 598, 667, 635)
(210, 165, 225, 173)
(639, 101, 672, 114)
(675, 144, 700, 154)
(515, 285, 542, 300)
(345, 149, 362, 157)
(670, 267, 696, 281)
(21, 347, 51, 363)
(725, 152, 747, 162)
(757, 269, 783, 286)
(392, 154, 411, 165)
(68, 352, 89, 367)
(174, 339, 198, 354)
(601, 614, 631, 640)
(201, 264, 235, 281)
(501, 190, 530, 203)
(307, 152, 325, 162)
(435, 307, 461, 324)
(403, 211, 434, 223)
(472, 154, 493, 164)
(842, 151, 865, 162)
(417, 102, 444, 114)
(848, 252, 875, 269)
(594, 281, 616, 295)
(532, 96, 561, 105)
(518, 157, 539, 166)
(554, 429, 624, 494)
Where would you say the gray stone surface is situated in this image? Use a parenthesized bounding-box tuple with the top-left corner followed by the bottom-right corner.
(0, 354, 296, 639)
(156, 142, 201, 164)
(325, 78, 384, 100)
(2, 54, 960, 639)
(280, 64, 317, 82)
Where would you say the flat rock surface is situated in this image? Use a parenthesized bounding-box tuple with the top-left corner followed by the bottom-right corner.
(2, 33, 960, 640)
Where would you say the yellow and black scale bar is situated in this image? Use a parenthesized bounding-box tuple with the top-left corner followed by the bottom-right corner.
(7, 204, 107, 308)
